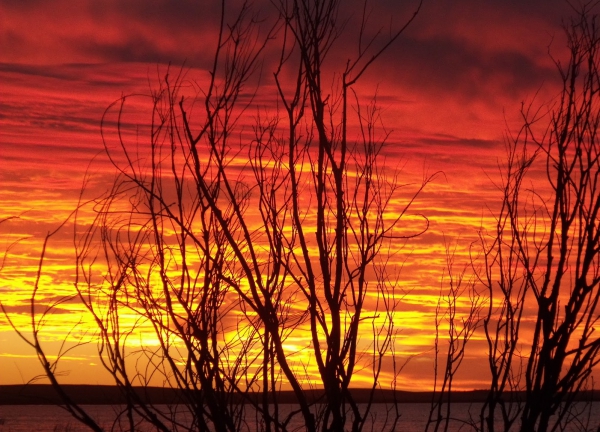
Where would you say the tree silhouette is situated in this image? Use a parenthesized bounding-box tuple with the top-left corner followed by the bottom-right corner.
(419, 5, 600, 432)
(476, 5, 600, 431)
(2, 1, 428, 431)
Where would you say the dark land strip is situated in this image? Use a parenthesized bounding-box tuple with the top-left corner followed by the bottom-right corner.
(1, 385, 599, 405)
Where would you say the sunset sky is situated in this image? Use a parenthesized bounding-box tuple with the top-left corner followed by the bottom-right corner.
(0, 0, 580, 390)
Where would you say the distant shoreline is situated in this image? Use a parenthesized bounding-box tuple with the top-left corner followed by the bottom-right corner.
(1, 385, 599, 405)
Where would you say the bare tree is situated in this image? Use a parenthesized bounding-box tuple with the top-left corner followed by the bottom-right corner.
(268, 1, 429, 430)
(426, 240, 482, 432)
(419, 6, 600, 432)
(476, 4, 600, 431)
(1, 220, 105, 432)
(3, 1, 429, 431)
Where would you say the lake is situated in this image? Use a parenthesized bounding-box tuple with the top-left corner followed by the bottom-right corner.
(0, 403, 598, 431)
